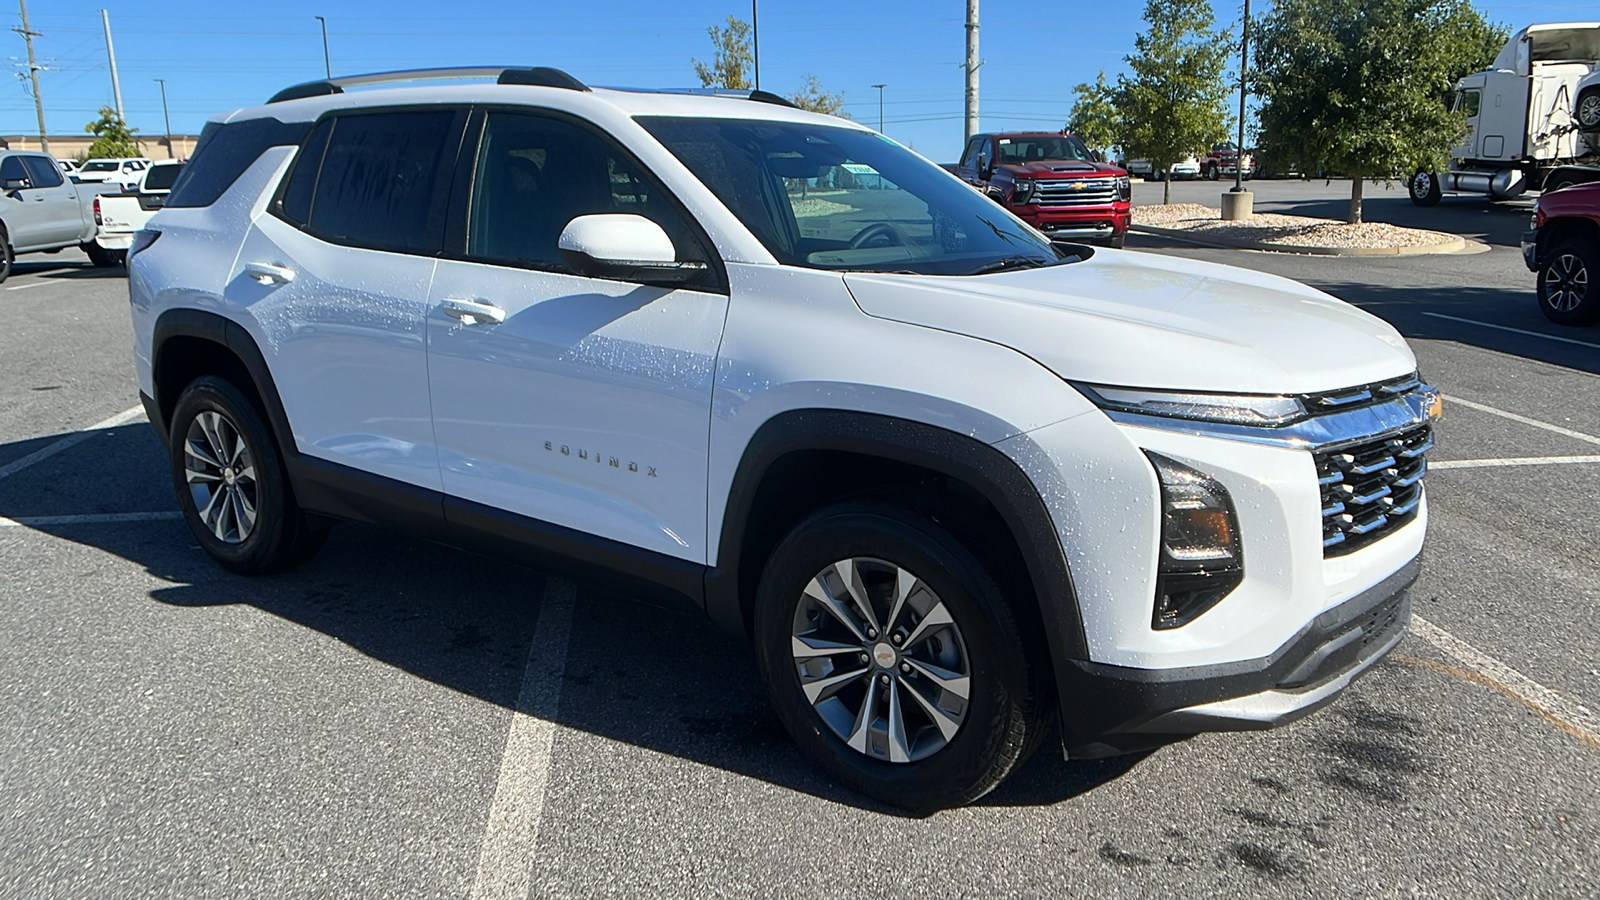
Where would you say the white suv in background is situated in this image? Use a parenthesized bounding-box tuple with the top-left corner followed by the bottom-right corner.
(129, 67, 1438, 810)
(73, 156, 151, 189)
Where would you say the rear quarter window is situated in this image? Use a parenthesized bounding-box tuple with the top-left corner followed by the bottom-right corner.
(165, 117, 312, 209)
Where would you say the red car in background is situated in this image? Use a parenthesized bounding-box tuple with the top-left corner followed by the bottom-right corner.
(951, 131, 1132, 248)
(1523, 181, 1600, 325)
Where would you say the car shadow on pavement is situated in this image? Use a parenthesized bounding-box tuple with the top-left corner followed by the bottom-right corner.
(0, 425, 1144, 816)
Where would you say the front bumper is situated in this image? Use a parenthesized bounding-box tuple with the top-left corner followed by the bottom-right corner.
(1015, 207, 1132, 244)
(1060, 555, 1418, 758)
(1521, 229, 1539, 271)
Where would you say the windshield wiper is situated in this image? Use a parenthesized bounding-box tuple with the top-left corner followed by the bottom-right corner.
(963, 255, 1050, 276)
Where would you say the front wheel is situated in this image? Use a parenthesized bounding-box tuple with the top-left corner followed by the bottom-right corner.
(0, 226, 12, 284)
(1206, 165, 1219, 181)
(169, 376, 327, 574)
(1538, 238, 1598, 326)
(1410, 171, 1442, 206)
(754, 502, 1046, 810)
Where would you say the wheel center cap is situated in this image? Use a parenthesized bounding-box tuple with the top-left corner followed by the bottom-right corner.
(872, 642, 897, 668)
(223, 467, 235, 485)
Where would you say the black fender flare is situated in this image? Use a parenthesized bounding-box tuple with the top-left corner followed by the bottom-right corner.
(150, 308, 296, 448)
(706, 409, 1088, 662)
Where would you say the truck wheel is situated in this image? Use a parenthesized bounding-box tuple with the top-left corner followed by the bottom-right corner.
(753, 501, 1045, 811)
(1409, 171, 1442, 207)
(0, 226, 12, 285)
(1537, 239, 1599, 326)
(168, 375, 328, 574)
(1578, 88, 1600, 131)
(1107, 232, 1126, 249)
(83, 242, 121, 268)
(1206, 165, 1219, 181)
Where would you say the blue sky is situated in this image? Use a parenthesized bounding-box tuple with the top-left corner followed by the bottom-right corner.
(5, 0, 1597, 161)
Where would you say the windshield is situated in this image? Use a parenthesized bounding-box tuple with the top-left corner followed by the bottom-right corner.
(996, 135, 1092, 163)
(141, 163, 184, 191)
(81, 161, 118, 172)
(639, 117, 1063, 275)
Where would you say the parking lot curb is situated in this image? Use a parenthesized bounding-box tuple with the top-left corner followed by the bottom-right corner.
(1130, 223, 1470, 257)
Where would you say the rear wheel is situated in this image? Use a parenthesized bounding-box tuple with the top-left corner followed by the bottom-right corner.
(1538, 238, 1599, 326)
(83, 242, 121, 268)
(1578, 88, 1600, 131)
(754, 502, 1045, 810)
(169, 375, 327, 574)
(1409, 171, 1442, 207)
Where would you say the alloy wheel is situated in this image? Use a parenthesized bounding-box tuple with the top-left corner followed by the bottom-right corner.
(1544, 253, 1589, 313)
(183, 409, 259, 543)
(1580, 94, 1600, 130)
(790, 557, 971, 764)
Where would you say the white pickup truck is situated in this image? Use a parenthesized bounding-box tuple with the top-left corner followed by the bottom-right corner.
(92, 161, 185, 265)
(0, 149, 124, 282)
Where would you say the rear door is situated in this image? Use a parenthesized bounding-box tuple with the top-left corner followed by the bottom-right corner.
(424, 108, 729, 562)
(228, 108, 466, 493)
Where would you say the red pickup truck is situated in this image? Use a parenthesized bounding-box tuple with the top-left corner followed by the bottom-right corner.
(951, 132, 1131, 248)
(1523, 181, 1600, 325)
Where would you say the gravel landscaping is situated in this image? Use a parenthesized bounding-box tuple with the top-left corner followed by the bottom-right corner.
(1133, 202, 1460, 249)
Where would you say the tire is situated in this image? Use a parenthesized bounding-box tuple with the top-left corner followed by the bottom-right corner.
(1578, 88, 1600, 132)
(1546, 175, 1579, 192)
(1409, 171, 1442, 207)
(753, 501, 1046, 811)
(168, 375, 328, 574)
(0, 225, 12, 285)
(1105, 232, 1126, 249)
(1206, 165, 1219, 181)
(83, 242, 121, 268)
(1537, 238, 1599, 326)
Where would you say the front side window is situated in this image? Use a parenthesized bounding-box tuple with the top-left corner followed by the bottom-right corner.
(959, 137, 986, 169)
(466, 111, 703, 269)
(20, 156, 64, 188)
(641, 117, 1064, 275)
(1458, 90, 1482, 118)
(307, 110, 456, 254)
(995, 135, 1093, 163)
(0, 156, 28, 184)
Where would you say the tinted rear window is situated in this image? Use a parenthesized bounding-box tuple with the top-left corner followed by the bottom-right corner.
(141, 163, 184, 191)
(82, 161, 119, 172)
(166, 117, 312, 209)
(305, 110, 456, 254)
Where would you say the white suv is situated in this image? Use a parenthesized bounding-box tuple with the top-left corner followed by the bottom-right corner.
(129, 67, 1438, 809)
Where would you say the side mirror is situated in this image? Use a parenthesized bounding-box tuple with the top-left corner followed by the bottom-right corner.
(2, 178, 30, 191)
(977, 153, 992, 178)
(1090, 150, 1104, 163)
(558, 214, 709, 286)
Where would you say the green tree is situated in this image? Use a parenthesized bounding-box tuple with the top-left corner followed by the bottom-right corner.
(788, 74, 850, 118)
(1252, 0, 1506, 223)
(83, 106, 140, 159)
(693, 16, 754, 90)
(1115, 0, 1234, 204)
(1067, 71, 1121, 158)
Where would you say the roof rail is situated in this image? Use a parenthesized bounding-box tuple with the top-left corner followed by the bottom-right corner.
(747, 89, 799, 109)
(266, 66, 589, 104)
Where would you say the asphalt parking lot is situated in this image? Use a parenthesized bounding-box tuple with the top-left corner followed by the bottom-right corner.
(2, 179, 1597, 898)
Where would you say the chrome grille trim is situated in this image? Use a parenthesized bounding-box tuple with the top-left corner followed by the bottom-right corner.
(1033, 178, 1118, 207)
(1317, 425, 1430, 556)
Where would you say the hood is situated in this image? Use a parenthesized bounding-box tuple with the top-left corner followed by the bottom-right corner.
(1000, 160, 1125, 179)
(843, 251, 1415, 395)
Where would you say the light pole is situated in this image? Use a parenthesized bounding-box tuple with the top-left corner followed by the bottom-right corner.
(1232, 0, 1250, 194)
(315, 16, 331, 78)
(155, 78, 172, 158)
(871, 84, 887, 133)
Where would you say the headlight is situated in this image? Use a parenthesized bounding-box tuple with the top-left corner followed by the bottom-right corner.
(1011, 178, 1035, 205)
(1115, 176, 1131, 201)
(1075, 383, 1307, 426)
(1146, 452, 1243, 629)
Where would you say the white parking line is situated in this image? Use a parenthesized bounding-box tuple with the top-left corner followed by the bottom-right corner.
(1442, 394, 1600, 447)
(4, 279, 71, 291)
(1422, 311, 1600, 350)
(471, 576, 576, 900)
(0, 404, 146, 482)
(0, 511, 182, 528)
(1431, 454, 1600, 470)
(1410, 615, 1600, 749)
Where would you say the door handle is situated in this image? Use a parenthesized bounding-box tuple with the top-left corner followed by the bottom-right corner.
(244, 262, 296, 286)
(440, 297, 506, 326)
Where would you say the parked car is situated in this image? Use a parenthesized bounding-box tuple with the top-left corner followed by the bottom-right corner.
(73, 157, 152, 190)
(92, 161, 185, 265)
(131, 66, 1436, 810)
(57, 158, 80, 177)
(952, 131, 1130, 247)
(0, 150, 126, 279)
(1202, 142, 1255, 181)
(1523, 179, 1600, 324)
(1122, 155, 1202, 181)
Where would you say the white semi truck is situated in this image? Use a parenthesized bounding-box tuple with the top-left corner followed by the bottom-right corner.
(1410, 22, 1600, 205)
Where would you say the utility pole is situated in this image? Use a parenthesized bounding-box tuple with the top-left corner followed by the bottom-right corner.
(871, 84, 887, 133)
(963, 0, 980, 143)
(750, 1, 759, 91)
(315, 16, 331, 78)
(155, 78, 172, 159)
(101, 9, 124, 121)
(1232, 0, 1250, 194)
(15, 0, 48, 154)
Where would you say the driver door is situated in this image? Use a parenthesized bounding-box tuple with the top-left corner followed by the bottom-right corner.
(426, 110, 729, 563)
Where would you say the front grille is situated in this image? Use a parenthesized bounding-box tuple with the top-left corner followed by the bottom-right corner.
(1316, 424, 1431, 556)
(1034, 178, 1118, 207)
